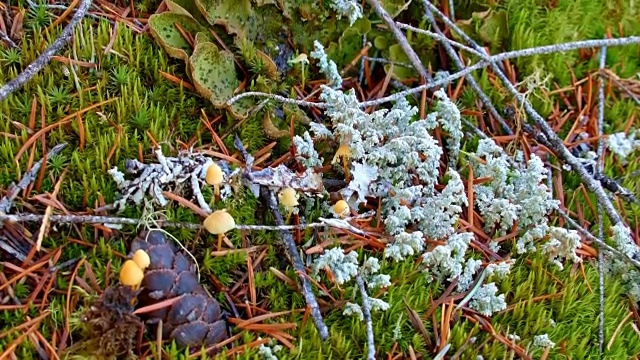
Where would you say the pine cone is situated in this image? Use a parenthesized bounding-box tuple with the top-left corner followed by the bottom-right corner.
(130, 230, 229, 350)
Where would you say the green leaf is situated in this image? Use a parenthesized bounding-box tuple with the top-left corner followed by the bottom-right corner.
(148, 12, 206, 61)
(188, 41, 239, 108)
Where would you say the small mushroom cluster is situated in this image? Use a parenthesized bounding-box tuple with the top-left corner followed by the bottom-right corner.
(119, 249, 151, 291)
(278, 187, 299, 222)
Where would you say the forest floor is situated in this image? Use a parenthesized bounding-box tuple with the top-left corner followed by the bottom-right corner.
(1, 0, 640, 359)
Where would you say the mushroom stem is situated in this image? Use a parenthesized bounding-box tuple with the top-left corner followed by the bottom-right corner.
(217, 234, 223, 250)
(342, 160, 350, 181)
(285, 208, 293, 223)
(214, 184, 220, 200)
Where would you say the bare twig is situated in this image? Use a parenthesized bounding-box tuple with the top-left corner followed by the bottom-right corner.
(365, 0, 431, 83)
(260, 187, 330, 341)
(600, 70, 640, 105)
(394, 22, 486, 59)
(0, 143, 67, 215)
(0, 0, 93, 101)
(0, 212, 374, 232)
(556, 209, 640, 270)
(596, 43, 608, 356)
(422, 7, 513, 135)
(355, 275, 376, 360)
(234, 135, 329, 340)
(227, 35, 640, 109)
(0, 29, 18, 49)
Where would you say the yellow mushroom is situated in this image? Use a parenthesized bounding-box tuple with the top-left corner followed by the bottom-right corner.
(332, 200, 350, 218)
(119, 260, 144, 291)
(204, 209, 236, 250)
(132, 249, 150, 271)
(206, 162, 224, 199)
(332, 143, 352, 181)
(278, 187, 299, 222)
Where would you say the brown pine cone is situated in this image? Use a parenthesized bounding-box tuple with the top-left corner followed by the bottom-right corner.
(130, 230, 229, 350)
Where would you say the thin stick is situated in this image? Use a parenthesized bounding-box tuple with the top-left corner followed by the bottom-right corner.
(0, 212, 372, 232)
(365, 0, 431, 82)
(260, 187, 329, 340)
(0, 143, 67, 215)
(556, 209, 640, 269)
(596, 42, 608, 356)
(0, 30, 18, 49)
(226, 36, 640, 108)
(355, 275, 376, 360)
(0, 0, 93, 101)
(422, 7, 512, 135)
(394, 22, 486, 59)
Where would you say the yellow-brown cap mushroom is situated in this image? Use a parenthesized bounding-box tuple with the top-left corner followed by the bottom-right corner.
(278, 187, 299, 208)
(132, 249, 150, 271)
(204, 209, 236, 235)
(205, 163, 223, 186)
(119, 260, 144, 289)
(332, 200, 350, 218)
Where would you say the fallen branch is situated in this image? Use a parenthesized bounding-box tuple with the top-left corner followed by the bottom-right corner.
(0, 0, 93, 101)
(355, 275, 376, 360)
(596, 42, 608, 356)
(231, 134, 329, 340)
(260, 187, 330, 340)
(0, 143, 67, 215)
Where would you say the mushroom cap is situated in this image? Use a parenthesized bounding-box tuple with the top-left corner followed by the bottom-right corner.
(205, 163, 223, 185)
(278, 187, 299, 207)
(203, 210, 236, 235)
(120, 260, 144, 287)
(333, 200, 350, 217)
(132, 249, 151, 271)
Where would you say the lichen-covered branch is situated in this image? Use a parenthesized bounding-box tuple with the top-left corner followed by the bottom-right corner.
(365, 0, 431, 83)
(355, 275, 376, 360)
(0, 0, 93, 101)
(0, 143, 67, 215)
(260, 188, 330, 341)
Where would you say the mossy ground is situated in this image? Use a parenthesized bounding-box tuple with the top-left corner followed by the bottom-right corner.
(1, 0, 639, 359)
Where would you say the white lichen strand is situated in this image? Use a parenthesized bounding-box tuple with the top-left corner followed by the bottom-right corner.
(312, 247, 359, 285)
(472, 139, 558, 253)
(384, 231, 425, 261)
(485, 261, 513, 279)
(605, 129, 640, 161)
(611, 222, 638, 259)
(293, 132, 324, 169)
(361, 257, 392, 289)
(422, 232, 475, 283)
(532, 334, 556, 348)
(541, 227, 582, 270)
(310, 41, 343, 88)
(433, 89, 463, 166)
(343, 302, 364, 320)
(107, 149, 231, 212)
(258, 340, 283, 360)
(468, 282, 507, 316)
(328, 0, 363, 26)
(457, 258, 482, 291)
